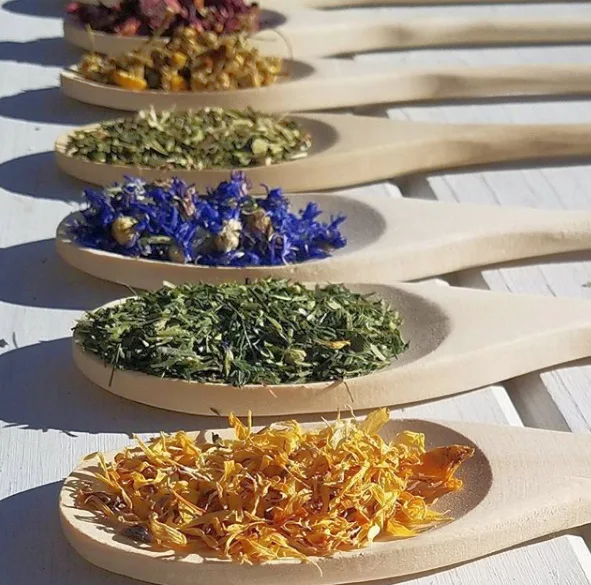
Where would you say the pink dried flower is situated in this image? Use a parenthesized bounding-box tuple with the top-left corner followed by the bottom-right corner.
(115, 16, 142, 35)
(66, 0, 259, 35)
(139, 0, 183, 28)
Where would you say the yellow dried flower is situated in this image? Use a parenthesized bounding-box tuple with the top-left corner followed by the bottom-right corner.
(213, 218, 242, 252)
(76, 409, 474, 564)
(78, 28, 284, 92)
(111, 216, 138, 245)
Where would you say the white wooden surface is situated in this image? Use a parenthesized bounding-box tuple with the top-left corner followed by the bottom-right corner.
(1, 1, 591, 584)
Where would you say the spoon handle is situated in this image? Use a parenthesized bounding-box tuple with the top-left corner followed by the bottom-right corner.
(289, 0, 575, 7)
(414, 122, 591, 176)
(372, 200, 591, 281)
(276, 16, 591, 57)
(299, 114, 591, 190)
(379, 17, 591, 50)
(445, 420, 591, 480)
(363, 64, 591, 107)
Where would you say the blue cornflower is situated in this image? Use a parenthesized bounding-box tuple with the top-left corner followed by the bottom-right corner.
(69, 175, 347, 267)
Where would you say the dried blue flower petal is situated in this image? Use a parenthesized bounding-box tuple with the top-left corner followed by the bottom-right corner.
(69, 173, 347, 267)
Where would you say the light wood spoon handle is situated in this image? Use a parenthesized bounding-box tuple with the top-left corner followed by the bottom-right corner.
(378, 17, 591, 49)
(289, 115, 591, 190)
(365, 64, 591, 105)
(281, 0, 578, 7)
(370, 199, 591, 281)
(270, 16, 591, 56)
(454, 421, 591, 481)
(421, 122, 591, 175)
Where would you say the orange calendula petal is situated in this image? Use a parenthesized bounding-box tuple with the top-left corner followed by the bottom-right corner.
(411, 445, 475, 482)
(359, 407, 390, 435)
(111, 70, 148, 91)
(149, 514, 188, 548)
(76, 410, 473, 563)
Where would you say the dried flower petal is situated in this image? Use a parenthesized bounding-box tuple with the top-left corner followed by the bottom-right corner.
(67, 0, 259, 36)
(149, 514, 188, 547)
(76, 410, 474, 562)
(68, 173, 345, 267)
(79, 28, 283, 92)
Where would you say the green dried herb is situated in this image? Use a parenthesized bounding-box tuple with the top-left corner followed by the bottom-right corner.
(74, 279, 408, 386)
(65, 107, 312, 170)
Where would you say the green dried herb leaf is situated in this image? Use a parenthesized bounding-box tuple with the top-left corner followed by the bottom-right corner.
(73, 279, 408, 386)
(65, 107, 312, 170)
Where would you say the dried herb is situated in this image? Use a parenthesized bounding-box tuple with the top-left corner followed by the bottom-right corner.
(65, 107, 311, 169)
(76, 408, 474, 562)
(78, 28, 283, 91)
(66, 0, 260, 37)
(70, 173, 347, 266)
(74, 279, 408, 385)
(120, 524, 154, 544)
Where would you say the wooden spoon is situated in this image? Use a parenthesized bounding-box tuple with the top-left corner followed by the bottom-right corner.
(55, 113, 591, 192)
(60, 61, 591, 113)
(63, 10, 591, 57)
(72, 281, 591, 416)
(60, 416, 591, 585)
(268, 0, 585, 6)
(56, 193, 591, 290)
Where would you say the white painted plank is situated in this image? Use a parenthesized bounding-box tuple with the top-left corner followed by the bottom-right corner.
(392, 535, 591, 585)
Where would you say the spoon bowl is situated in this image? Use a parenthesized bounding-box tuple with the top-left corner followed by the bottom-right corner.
(59, 414, 591, 585)
(56, 191, 388, 288)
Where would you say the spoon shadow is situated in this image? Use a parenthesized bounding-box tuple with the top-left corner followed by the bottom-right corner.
(416, 157, 591, 179)
(3, 0, 64, 17)
(0, 37, 80, 67)
(0, 152, 85, 202)
(0, 482, 139, 585)
(0, 238, 127, 310)
(0, 87, 120, 125)
(0, 337, 212, 435)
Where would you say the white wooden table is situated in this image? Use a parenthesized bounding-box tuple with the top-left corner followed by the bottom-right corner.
(2, 1, 591, 583)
